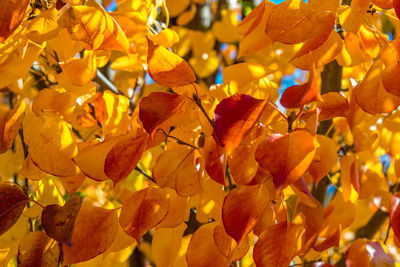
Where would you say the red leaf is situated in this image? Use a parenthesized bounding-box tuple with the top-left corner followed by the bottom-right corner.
(213, 94, 268, 155)
(394, 0, 400, 19)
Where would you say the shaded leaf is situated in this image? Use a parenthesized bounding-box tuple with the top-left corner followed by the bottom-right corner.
(253, 222, 303, 267)
(186, 222, 229, 267)
(119, 187, 170, 242)
(203, 136, 226, 185)
(62, 205, 119, 265)
(104, 131, 148, 185)
(317, 92, 349, 121)
(222, 184, 270, 245)
(18, 231, 60, 267)
(0, 182, 28, 235)
(41, 195, 82, 244)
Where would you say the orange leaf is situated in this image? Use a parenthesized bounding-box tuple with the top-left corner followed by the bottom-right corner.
(119, 187, 170, 242)
(73, 137, 121, 181)
(382, 62, 400, 97)
(152, 147, 198, 191)
(222, 184, 270, 245)
(186, 222, 229, 267)
(291, 13, 335, 60)
(104, 131, 148, 185)
(265, 0, 328, 44)
(280, 64, 321, 109)
(139, 92, 186, 135)
(372, 0, 393, 8)
(237, 1, 275, 57)
(0, 182, 28, 235)
(0, 99, 26, 153)
(308, 135, 338, 183)
(253, 222, 303, 267)
(354, 60, 400, 114)
(317, 92, 349, 121)
(147, 37, 196, 87)
(0, 0, 30, 42)
(62, 205, 119, 265)
(203, 136, 226, 185)
(213, 94, 268, 155)
(41, 195, 82, 245)
(255, 129, 318, 189)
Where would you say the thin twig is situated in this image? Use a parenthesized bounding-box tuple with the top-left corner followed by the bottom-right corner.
(157, 128, 198, 150)
(135, 166, 155, 183)
(96, 70, 120, 94)
(384, 223, 391, 244)
(192, 93, 214, 128)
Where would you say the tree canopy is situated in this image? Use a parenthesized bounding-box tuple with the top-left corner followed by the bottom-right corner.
(1, 0, 400, 266)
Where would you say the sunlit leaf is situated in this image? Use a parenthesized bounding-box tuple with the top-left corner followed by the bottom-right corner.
(147, 37, 196, 87)
(255, 129, 318, 189)
(213, 94, 268, 155)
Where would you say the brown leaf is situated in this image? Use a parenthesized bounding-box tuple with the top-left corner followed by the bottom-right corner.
(18, 231, 60, 267)
(119, 187, 170, 242)
(41, 195, 82, 245)
(62, 205, 119, 265)
(147, 37, 196, 87)
(0, 182, 28, 235)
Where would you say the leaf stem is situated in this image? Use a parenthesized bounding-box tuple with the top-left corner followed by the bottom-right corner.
(29, 197, 45, 209)
(192, 93, 214, 128)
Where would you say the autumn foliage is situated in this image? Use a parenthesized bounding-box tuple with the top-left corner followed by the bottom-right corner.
(2, 0, 400, 266)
